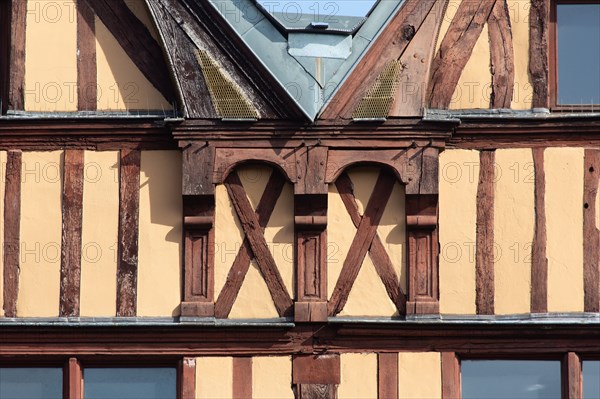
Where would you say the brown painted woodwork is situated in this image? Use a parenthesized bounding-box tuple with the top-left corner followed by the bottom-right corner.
(182, 210, 215, 317)
(488, 0, 515, 109)
(298, 384, 337, 399)
(76, 0, 97, 111)
(3, 150, 21, 317)
(64, 358, 82, 399)
(232, 357, 252, 399)
(391, 0, 448, 117)
(328, 171, 396, 316)
(182, 143, 215, 196)
(531, 148, 548, 313)
(336, 173, 407, 314)
(427, 0, 497, 109)
(223, 171, 293, 317)
(378, 353, 399, 399)
(214, 147, 298, 185)
(7, 0, 26, 110)
(476, 151, 495, 315)
(116, 149, 140, 317)
(441, 352, 460, 399)
(178, 357, 196, 399)
(295, 145, 328, 195)
(530, 0, 550, 109)
(562, 352, 582, 399)
(293, 355, 341, 385)
(321, 0, 439, 119)
(583, 149, 600, 312)
(2, 324, 599, 356)
(60, 150, 85, 317)
(406, 194, 439, 314)
(83, 0, 175, 103)
(0, 0, 11, 114)
(215, 171, 287, 318)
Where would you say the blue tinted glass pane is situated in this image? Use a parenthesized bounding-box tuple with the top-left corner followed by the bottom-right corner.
(0, 368, 62, 399)
(84, 368, 176, 399)
(256, 0, 378, 18)
(462, 360, 561, 399)
(557, 4, 600, 105)
(583, 361, 600, 399)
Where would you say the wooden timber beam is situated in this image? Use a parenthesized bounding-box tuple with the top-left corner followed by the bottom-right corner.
(83, 0, 175, 103)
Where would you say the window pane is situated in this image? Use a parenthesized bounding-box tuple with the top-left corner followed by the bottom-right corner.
(583, 361, 600, 399)
(462, 360, 561, 399)
(557, 4, 600, 105)
(83, 368, 176, 399)
(0, 368, 63, 399)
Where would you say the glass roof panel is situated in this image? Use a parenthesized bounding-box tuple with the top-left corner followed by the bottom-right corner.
(256, 0, 379, 33)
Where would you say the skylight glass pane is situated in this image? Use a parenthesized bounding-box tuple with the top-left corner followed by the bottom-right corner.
(583, 361, 600, 399)
(461, 360, 561, 399)
(257, 0, 378, 19)
(0, 368, 63, 399)
(557, 4, 600, 105)
(84, 368, 177, 399)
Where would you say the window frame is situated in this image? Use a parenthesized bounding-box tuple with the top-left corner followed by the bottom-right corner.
(0, 357, 182, 399)
(549, 0, 600, 111)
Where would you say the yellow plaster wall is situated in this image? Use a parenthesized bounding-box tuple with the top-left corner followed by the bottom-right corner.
(329, 167, 405, 317)
(95, 19, 171, 111)
(507, 0, 533, 109)
(494, 149, 534, 314)
(25, 1, 78, 111)
(253, 356, 294, 399)
(545, 148, 584, 312)
(137, 151, 182, 317)
(449, 24, 492, 110)
(0, 151, 6, 315)
(399, 352, 442, 399)
(17, 151, 63, 316)
(196, 357, 233, 399)
(215, 165, 293, 319)
(439, 150, 478, 315)
(80, 151, 119, 316)
(338, 353, 378, 399)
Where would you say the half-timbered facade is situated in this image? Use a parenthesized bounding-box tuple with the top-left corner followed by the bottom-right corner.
(1, 0, 599, 397)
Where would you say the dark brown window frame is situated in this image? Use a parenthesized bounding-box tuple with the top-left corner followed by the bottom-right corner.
(446, 352, 600, 399)
(549, 0, 600, 112)
(0, 357, 183, 399)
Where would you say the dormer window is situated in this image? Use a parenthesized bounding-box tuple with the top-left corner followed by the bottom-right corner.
(255, 0, 379, 33)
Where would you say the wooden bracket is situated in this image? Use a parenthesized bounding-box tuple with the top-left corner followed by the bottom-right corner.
(406, 194, 440, 315)
(293, 354, 340, 398)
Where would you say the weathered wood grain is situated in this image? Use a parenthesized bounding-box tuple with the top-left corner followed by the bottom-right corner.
(476, 150, 495, 315)
(3, 150, 21, 317)
(224, 172, 293, 317)
(583, 149, 600, 312)
(232, 357, 252, 399)
(378, 353, 399, 399)
(83, 0, 175, 102)
(531, 147, 548, 313)
(487, 0, 514, 108)
(335, 172, 407, 313)
(529, 0, 549, 108)
(178, 358, 196, 399)
(293, 355, 341, 385)
(561, 352, 582, 399)
(321, 0, 438, 119)
(428, 0, 497, 109)
(116, 149, 140, 317)
(298, 384, 336, 399)
(441, 352, 460, 399)
(60, 150, 85, 317)
(76, 0, 97, 111)
(215, 172, 286, 318)
(8, 0, 26, 110)
(328, 171, 396, 316)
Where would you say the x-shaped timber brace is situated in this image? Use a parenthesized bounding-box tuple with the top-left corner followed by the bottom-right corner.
(180, 143, 440, 321)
